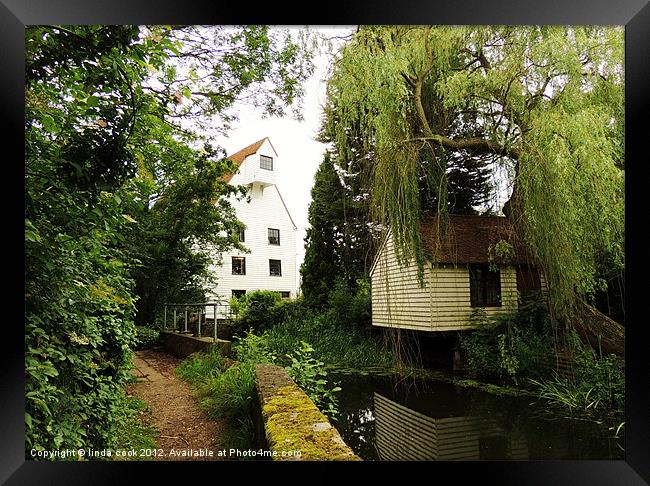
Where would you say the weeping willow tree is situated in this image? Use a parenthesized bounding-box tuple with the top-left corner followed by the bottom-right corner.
(324, 26, 624, 353)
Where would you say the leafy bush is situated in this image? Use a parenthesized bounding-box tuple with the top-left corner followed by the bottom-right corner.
(232, 330, 278, 364)
(263, 312, 393, 368)
(233, 332, 344, 418)
(285, 341, 341, 418)
(230, 290, 283, 334)
(327, 277, 371, 330)
(284, 342, 341, 419)
(459, 294, 556, 384)
(134, 326, 160, 350)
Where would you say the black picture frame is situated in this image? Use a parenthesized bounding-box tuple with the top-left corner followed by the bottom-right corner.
(6, 1, 648, 483)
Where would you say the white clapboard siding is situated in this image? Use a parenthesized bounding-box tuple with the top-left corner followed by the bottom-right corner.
(374, 393, 525, 461)
(371, 233, 519, 331)
(205, 139, 297, 317)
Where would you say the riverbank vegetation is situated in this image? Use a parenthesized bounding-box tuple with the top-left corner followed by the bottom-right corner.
(458, 294, 624, 421)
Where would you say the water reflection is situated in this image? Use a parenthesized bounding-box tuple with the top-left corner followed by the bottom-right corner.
(331, 372, 623, 461)
(374, 393, 528, 460)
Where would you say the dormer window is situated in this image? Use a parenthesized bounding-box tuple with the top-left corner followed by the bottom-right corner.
(260, 155, 273, 171)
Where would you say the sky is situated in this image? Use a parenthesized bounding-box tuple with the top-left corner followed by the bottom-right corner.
(212, 27, 356, 283)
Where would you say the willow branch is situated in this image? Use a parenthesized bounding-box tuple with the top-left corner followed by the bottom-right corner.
(413, 26, 436, 139)
(404, 135, 520, 160)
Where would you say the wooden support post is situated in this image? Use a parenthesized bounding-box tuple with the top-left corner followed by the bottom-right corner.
(174, 308, 177, 332)
(164, 306, 167, 330)
(197, 307, 202, 337)
(184, 308, 188, 332)
(213, 304, 217, 342)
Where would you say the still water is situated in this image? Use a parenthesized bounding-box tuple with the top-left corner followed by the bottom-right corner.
(330, 372, 624, 461)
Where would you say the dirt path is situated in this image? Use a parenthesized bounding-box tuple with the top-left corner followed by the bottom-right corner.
(127, 349, 227, 461)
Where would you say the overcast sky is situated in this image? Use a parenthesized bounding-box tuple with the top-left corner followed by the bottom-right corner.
(213, 26, 355, 282)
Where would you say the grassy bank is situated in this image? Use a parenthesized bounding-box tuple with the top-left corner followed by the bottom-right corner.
(113, 395, 159, 460)
(176, 351, 256, 453)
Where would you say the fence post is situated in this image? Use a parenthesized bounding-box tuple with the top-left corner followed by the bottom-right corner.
(173, 308, 177, 332)
(184, 308, 188, 333)
(163, 305, 167, 330)
(197, 306, 202, 337)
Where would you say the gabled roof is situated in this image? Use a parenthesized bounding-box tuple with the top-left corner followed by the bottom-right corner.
(420, 213, 533, 265)
(223, 137, 276, 183)
(370, 213, 534, 275)
(274, 185, 297, 230)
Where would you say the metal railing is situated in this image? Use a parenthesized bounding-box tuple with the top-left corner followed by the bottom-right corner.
(162, 302, 236, 341)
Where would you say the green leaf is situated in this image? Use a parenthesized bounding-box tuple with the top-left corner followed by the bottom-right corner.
(41, 114, 57, 132)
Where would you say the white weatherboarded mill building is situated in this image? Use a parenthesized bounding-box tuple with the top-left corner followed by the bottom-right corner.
(370, 214, 546, 332)
(206, 137, 298, 317)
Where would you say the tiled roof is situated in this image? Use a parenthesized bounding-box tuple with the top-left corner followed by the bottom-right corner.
(420, 213, 533, 264)
(223, 137, 267, 183)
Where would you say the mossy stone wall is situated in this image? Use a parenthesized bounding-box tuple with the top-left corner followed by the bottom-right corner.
(254, 364, 360, 461)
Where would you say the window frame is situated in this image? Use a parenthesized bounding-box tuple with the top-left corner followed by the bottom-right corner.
(232, 289, 246, 299)
(231, 256, 246, 276)
(469, 264, 502, 307)
(269, 259, 282, 277)
(260, 155, 274, 171)
(268, 228, 280, 246)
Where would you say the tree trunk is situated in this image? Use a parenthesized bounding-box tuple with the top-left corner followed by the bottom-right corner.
(573, 301, 625, 357)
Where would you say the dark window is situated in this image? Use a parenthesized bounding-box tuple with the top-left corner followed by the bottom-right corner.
(269, 259, 282, 277)
(280, 291, 290, 299)
(232, 257, 246, 275)
(232, 289, 246, 298)
(469, 264, 501, 307)
(268, 228, 280, 245)
(260, 155, 273, 170)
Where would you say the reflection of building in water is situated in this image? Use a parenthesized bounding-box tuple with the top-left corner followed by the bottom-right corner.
(374, 393, 528, 460)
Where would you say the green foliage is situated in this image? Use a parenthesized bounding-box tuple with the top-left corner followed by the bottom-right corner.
(300, 154, 375, 309)
(261, 313, 393, 370)
(324, 25, 624, 318)
(177, 350, 256, 452)
(233, 332, 344, 420)
(25, 25, 315, 454)
(176, 348, 228, 382)
(529, 347, 624, 418)
(113, 396, 159, 458)
(459, 295, 556, 383)
(531, 333, 625, 415)
(134, 326, 160, 350)
(232, 330, 278, 364)
(230, 290, 285, 335)
(284, 342, 341, 419)
(235, 279, 391, 369)
(487, 240, 516, 272)
(574, 347, 625, 408)
(326, 277, 372, 330)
